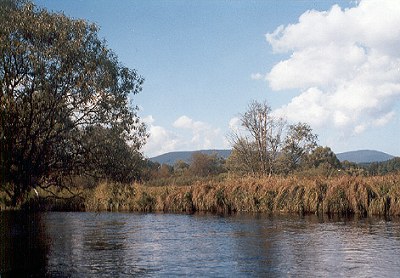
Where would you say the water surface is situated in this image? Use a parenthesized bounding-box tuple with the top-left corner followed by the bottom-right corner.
(1, 211, 400, 277)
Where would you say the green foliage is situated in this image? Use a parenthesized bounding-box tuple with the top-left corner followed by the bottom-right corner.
(140, 152, 227, 185)
(299, 146, 342, 177)
(0, 2, 147, 205)
(362, 157, 400, 175)
(282, 123, 318, 172)
(334, 156, 400, 177)
(80, 126, 145, 183)
(342, 161, 367, 176)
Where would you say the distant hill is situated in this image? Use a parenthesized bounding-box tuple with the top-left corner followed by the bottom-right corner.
(150, 149, 395, 165)
(336, 150, 394, 163)
(150, 149, 232, 165)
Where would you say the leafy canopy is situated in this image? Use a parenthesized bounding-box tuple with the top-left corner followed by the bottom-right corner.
(0, 1, 147, 205)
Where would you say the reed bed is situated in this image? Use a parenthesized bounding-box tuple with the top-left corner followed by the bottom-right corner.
(82, 175, 400, 217)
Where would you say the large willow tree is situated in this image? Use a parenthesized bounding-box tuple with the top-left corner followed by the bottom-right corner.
(0, 1, 147, 205)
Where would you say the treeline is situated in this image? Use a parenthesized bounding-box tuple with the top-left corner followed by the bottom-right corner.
(343, 157, 400, 176)
(140, 150, 400, 188)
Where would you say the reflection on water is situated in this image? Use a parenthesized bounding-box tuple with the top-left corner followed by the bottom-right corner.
(1, 211, 400, 277)
(0, 211, 49, 277)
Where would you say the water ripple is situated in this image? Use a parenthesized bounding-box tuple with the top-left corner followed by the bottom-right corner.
(2, 211, 400, 277)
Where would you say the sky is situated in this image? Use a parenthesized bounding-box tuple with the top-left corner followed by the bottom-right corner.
(34, 0, 400, 158)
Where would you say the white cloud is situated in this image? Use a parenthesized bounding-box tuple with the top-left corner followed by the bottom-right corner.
(228, 117, 241, 132)
(142, 115, 155, 125)
(373, 111, 395, 127)
(267, 44, 367, 90)
(142, 116, 180, 157)
(173, 115, 225, 150)
(354, 124, 366, 135)
(142, 115, 228, 157)
(266, 0, 400, 135)
(173, 115, 208, 130)
(250, 73, 265, 80)
(273, 88, 329, 127)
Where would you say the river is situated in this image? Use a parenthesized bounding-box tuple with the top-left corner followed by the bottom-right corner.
(1, 211, 400, 277)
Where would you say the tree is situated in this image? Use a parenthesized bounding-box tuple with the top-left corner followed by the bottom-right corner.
(226, 139, 260, 175)
(80, 125, 145, 183)
(229, 100, 285, 176)
(303, 146, 342, 177)
(140, 160, 161, 181)
(189, 152, 224, 177)
(0, 2, 147, 205)
(174, 160, 189, 176)
(282, 123, 318, 173)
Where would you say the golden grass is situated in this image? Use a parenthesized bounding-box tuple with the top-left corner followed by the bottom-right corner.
(77, 174, 400, 217)
(6, 174, 400, 216)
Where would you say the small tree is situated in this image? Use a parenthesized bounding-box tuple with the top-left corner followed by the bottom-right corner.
(226, 139, 260, 175)
(303, 146, 342, 177)
(174, 160, 189, 176)
(229, 100, 285, 176)
(158, 164, 174, 179)
(282, 123, 318, 173)
(189, 152, 224, 177)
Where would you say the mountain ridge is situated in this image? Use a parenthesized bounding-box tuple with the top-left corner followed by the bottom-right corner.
(149, 149, 231, 165)
(150, 149, 395, 165)
(335, 149, 394, 164)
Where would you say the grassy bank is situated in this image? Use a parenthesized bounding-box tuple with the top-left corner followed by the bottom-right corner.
(86, 175, 400, 216)
(5, 175, 400, 217)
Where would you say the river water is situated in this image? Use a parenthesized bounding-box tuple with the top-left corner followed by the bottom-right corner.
(1, 211, 400, 277)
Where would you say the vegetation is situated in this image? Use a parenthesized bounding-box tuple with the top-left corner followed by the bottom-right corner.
(228, 101, 319, 176)
(1, 3, 399, 219)
(11, 175, 400, 217)
(360, 157, 400, 176)
(0, 1, 147, 206)
(229, 101, 286, 175)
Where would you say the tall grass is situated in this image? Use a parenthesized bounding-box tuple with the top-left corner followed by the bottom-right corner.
(81, 175, 400, 216)
(6, 175, 400, 216)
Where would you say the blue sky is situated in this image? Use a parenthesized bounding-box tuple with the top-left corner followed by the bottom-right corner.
(35, 0, 400, 157)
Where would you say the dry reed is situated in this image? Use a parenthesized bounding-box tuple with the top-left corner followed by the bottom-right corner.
(81, 175, 400, 217)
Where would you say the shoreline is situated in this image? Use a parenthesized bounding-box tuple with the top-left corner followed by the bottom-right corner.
(9, 175, 400, 217)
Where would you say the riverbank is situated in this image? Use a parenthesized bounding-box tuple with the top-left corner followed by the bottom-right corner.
(17, 175, 400, 217)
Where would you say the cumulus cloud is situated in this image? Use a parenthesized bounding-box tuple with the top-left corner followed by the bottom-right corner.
(266, 0, 400, 134)
(173, 115, 208, 130)
(273, 88, 329, 127)
(173, 115, 224, 149)
(142, 115, 180, 157)
(142, 115, 228, 157)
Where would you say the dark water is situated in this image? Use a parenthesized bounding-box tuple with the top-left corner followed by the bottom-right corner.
(1, 212, 400, 277)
